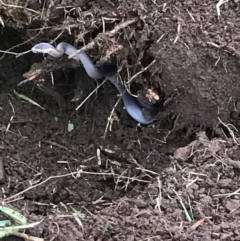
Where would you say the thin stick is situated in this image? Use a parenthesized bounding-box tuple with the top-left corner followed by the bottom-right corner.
(68, 18, 138, 59)
(126, 59, 156, 84)
(218, 117, 239, 145)
(213, 188, 240, 197)
(75, 79, 107, 111)
(103, 96, 121, 138)
(156, 177, 162, 213)
(5, 170, 150, 202)
(0, 31, 41, 61)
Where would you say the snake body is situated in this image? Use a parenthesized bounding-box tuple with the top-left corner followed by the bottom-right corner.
(31, 42, 158, 124)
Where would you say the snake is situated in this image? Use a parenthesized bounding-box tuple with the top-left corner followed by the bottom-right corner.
(31, 42, 160, 124)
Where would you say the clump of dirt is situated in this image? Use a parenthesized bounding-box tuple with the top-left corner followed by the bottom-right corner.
(0, 0, 240, 240)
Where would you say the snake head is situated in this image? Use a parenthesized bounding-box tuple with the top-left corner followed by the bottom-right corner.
(31, 43, 55, 54)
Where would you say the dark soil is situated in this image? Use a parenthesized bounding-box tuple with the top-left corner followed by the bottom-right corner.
(0, 0, 240, 240)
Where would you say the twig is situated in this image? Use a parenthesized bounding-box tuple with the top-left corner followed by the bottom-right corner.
(126, 59, 156, 84)
(68, 18, 138, 59)
(5, 100, 15, 132)
(213, 188, 240, 197)
(42, 140, 69, 151)
(103, 96, 121, 139)
(218, 117, 239, 145)
(0, 31, 41, 61)
(156, 177, 162, 213)
(5, 170, 150, 202)
(174, 21, 181, 44)
(75, 79, 107, 111)
(130, 154, 160, 177)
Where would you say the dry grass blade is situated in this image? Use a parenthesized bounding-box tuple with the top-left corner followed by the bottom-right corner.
(5, 170, 150, 202)
(14, 90, 45, 110)
(156, 177, 162, 213)
(75, 79, 107, 111)
(103, 96, 121, 139)
(172, 189, 192, 222)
